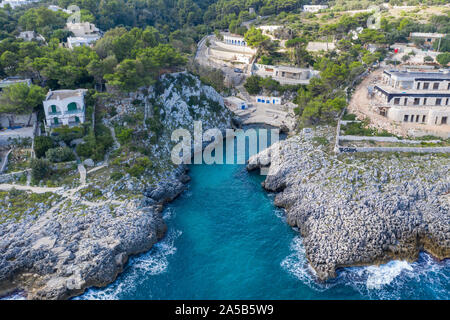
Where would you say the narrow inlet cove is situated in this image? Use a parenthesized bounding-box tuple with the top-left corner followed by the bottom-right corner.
(78, 129, 450, 300)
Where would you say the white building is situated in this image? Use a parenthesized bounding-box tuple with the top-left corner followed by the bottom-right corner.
(258, 25, 282, 35)
(66, 22, 101, 49)
(256, 96, 282, 105)
(66, 22, 100, 37)
(0, 77, 31, 91)
(48, 5, 72, 14)
(303, 5, 328, 13)
(409, 32, 446, 45)
(222, 33, 247, 47)
(43, 89, 87, 128)
(373, 69, 450, 127)
(0, 0, 39, 9)
(67, 36, 101, 49)
(17, 31, 45, 42)
(253, 64, 319, 85)
(306, 41, 336, 52)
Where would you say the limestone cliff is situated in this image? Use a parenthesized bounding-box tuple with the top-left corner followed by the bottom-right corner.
(248, 127, 450, 280)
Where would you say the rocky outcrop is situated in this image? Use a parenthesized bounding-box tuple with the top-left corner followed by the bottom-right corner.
(0, 73, 233, 299)
(248, 127, 450, 281)
(0, 199, 165, 299)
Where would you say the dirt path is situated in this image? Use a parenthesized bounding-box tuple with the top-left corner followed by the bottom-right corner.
(0, 184, 63, 194)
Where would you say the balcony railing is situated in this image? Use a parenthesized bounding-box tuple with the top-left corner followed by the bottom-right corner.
(48, 111, 62, 116)
(65, 108, 84, 115)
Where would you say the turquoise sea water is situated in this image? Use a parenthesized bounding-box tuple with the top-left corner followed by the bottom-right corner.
(78, 130, 449, 300)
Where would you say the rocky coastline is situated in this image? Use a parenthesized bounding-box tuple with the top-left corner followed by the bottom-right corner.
(247, 127, 450, 281)
(0, 72, 234, 300)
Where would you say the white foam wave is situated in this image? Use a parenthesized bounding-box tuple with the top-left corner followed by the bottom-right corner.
(76, 228, 182, 300)
(365, 261, 413, 290)
(280, 237, 328, 292)
(282, 236, 450, 299)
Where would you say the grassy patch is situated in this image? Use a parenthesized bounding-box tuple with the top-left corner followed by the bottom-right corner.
(0, 189, 60, 223)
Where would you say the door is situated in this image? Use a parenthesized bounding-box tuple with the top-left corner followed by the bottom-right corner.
(75, 116, 80, 123)
(67, 102, 77, 112)
(54, 118, 59, 125)
(51, 105, 57, 113)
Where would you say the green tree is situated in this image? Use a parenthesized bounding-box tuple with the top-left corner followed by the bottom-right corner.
(244, 27, 270, 48)
(244, 75, 262, 95)
(34, 136, 54, 159)
(436, 53, 450, 66)
(0, 83, 46, 116)
(30, 158, 52, 181)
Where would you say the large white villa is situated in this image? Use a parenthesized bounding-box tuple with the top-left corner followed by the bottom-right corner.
(373, 69, 450, 127)
(43, 89, 87, 128)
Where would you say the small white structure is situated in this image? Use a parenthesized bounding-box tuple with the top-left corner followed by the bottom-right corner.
(258, 25, 282, 34)
(224, 97, 249, 111)
(0, 0, 39, 9)
(67, 36, 100, 49)
(0, 77, 32, 91)
(43, 89, 87, 128)
(223, 33, 247, 47)
(17, 31, 45, 42)
(303, 5, 328, 13)
(66, 22, 100, 37)
(253, 64, 319, 85)
(306, 41, 336, 52)
(66, 22, 101, 49)
(256, 96, 282, 105)
(48, 5, 72, 14)
(409, 32, 446, 45)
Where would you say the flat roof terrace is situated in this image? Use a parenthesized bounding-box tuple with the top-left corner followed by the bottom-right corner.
(46, 89, 86, 101)
(375, 84, 450, 95)
(384, 70, 450, 81)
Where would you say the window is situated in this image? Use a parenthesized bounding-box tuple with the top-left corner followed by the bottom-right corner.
(67, 102, 77, 112)
(404, 98, 408, 105)
(410, 115, 414, 122)
(414, 98, 420, 105)
(416, 115, 420, 122)
(53, 118, 59, 125)
(433, 83, 439, 90)
(422, 115, 426, 123)
(436, 98, 442, 105)
(50, 105, 57, 114)
(423, 83, 429, 90)
(448, 83, 450, 90)
(394, 98, 400, 105)
(417, 82, 420, 89)
(404, 115, 409, 122)
(423, 98, 427, 105)
(442, 117, 448, 125)
(446, 98, 449, 105)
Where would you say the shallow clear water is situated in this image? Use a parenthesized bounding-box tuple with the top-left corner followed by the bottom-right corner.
(78, 130, 449, 300)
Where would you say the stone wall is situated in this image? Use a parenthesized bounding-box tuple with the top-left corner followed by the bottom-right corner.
(0, 170, 28, 184)
(338, 146, 450, 153)
(339, 135, 441, 144)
